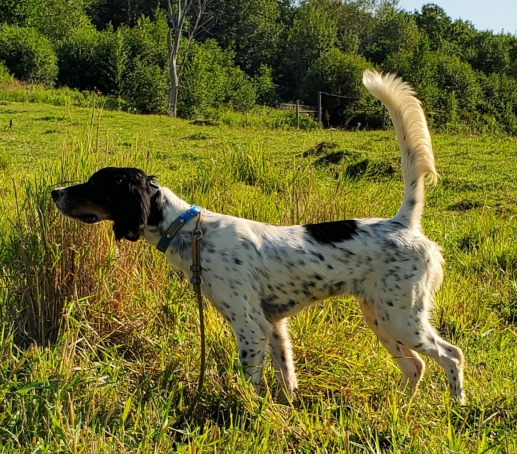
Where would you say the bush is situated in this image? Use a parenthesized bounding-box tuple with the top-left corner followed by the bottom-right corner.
(478, 72, 517, 134)
(179, 39, 258, 118)
(0, 24, 57, 86)
(123, 59, 169, 114)
(302, 48, 371, 124)
(433, 55, 481, 125)
(252, 64, 278, 105)
(122, 13, 168, 71)
(0, 61, 14, 84)
(118, 13, 169, 114)
(56, 26, 125, 95)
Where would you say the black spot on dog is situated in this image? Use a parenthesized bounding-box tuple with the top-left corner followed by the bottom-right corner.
(311, 251, 325, 261)
(303, 220, 358, 244)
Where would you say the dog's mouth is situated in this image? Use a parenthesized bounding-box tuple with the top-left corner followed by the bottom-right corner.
(77, 214, 99, 224)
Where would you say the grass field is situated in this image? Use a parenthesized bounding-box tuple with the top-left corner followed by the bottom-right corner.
(0, 97, 517, 453)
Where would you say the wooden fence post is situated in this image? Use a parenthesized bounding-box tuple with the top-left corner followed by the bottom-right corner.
(318, 91, 322, 124)
(296, 100, 300, 129)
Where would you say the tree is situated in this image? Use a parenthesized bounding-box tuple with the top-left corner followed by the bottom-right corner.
(0, 24, 58, 85)
(415, 3, 452, 52)
(279, 3, 338, 100)
(88, 0, 167, 29)
(0, 0, 38, 26)
(365, 5, 419, 65)
(202, 0, 282, 75)
(165, 0, 212, 117)
(302, 48, 370, 124)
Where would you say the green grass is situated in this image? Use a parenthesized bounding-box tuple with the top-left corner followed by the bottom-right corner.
(1, 98, 517, 453)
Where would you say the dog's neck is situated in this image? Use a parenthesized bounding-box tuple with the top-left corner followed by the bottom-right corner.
(142, 186, 193, 249)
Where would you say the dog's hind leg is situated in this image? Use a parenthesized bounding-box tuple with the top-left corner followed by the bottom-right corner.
(373, 297, 465, 403)
(358, 298, 426, 394)
(269, 318, 298, 399)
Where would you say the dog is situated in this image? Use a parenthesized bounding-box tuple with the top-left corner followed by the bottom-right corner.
(51, 71, 465, 403)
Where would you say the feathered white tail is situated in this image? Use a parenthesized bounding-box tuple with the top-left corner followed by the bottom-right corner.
(362, 70, 437, 228)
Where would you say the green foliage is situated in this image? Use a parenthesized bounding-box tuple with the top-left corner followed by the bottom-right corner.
(303, 48, 371, 122)
(252, 64, 278, 105)
(0, 0, 39, 27)
(280, 2, 338, 99)
(204, 0, 283, 75)
(118, 13, 169, 114)
(123, 59, 169, 114)
(0, 61, 14, 84)
(0, 83, 117, 108)
(179, 40, 258, 118)
(469, 32, 513, 75)
(477, 72, 517, 134)
(433, 54, 481, 124)
(57, 26, 125, 95)
(0, 24, 57, 86)
(365, 6, 420, 65)
(384, 36, 440, 114)
(35, 0, 93, 42)
(4, 0, 517, 129)
(122, 12, 168, 70)
(415, 3, 453, 51)
(88, 0, 164, 29)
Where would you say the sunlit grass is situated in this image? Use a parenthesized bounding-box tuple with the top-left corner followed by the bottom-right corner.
(0, 99, 516, 452)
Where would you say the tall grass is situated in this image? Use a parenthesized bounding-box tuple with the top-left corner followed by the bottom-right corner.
(0, 102, 516, 451)
(0, 80, 121, 109)
(205, 106, 320, 130)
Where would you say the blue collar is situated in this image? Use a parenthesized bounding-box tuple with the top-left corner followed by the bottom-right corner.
(156, 205, 202, 253)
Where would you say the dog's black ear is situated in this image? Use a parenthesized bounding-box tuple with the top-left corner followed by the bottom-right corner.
(111, 172, 153, 242)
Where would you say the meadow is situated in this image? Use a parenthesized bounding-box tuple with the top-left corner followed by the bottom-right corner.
(0, 97, 516, 453)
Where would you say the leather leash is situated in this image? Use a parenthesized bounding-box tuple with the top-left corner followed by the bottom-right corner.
(182, 212, 206, 421)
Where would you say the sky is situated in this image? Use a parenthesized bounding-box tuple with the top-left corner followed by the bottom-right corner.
(396, 0, 517, 35)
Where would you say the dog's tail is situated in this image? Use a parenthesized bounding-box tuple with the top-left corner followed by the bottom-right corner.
(362, 70, 437, 229)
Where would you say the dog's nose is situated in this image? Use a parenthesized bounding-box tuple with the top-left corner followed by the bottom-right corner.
(51, 189, 62, 201)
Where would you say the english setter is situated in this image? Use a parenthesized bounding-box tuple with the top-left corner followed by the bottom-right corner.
(52, 71, 465, 403)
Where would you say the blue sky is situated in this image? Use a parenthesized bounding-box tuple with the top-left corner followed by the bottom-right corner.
(396, 0, 517, 35)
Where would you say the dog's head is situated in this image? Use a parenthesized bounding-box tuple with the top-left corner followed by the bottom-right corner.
(51, 167, 157, 241)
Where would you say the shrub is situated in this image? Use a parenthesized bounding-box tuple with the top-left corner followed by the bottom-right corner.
(478, 72, 517, 134)
(179, 39, 258, 118)
(56, 26, 125, 95)
(122, 13, 168, 70)
(433, 54, 481, 125)
(383, 36, 440, 118)
(123, 59, 169, 114)
(0, 24, 57, 86)
(302, 48, 371, 124)
(252, 64, 278, 105)
(119, 13, 169, 114)
(0, 61, 14, 84)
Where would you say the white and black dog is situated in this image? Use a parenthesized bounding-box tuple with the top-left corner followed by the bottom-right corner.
(52, 71, 465, 403)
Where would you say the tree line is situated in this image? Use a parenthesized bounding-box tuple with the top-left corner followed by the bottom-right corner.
(1, 0, 517, 132)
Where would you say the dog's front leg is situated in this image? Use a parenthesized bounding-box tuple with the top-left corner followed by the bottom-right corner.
(224, 307, 272, 389)
(235, 318, 272, 388)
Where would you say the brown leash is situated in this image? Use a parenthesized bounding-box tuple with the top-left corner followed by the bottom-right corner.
(181, 212, 206, 421)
